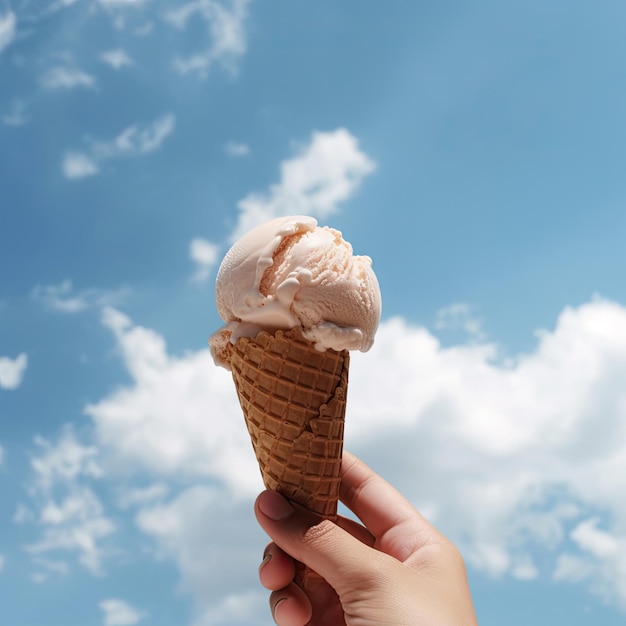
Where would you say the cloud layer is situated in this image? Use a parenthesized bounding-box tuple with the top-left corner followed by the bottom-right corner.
(18, 296, 611, 619)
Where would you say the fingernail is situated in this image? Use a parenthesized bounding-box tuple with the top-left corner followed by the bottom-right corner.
(258, 552, 272, 573)
(258, 490, 294, 521)
(272, 597, 288, 620)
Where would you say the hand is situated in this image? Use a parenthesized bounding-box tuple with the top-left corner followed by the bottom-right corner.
(254, 451, 478, 626)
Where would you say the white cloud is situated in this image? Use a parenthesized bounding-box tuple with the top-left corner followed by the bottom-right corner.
(62, 153, 99, 179)
(116, 483, 169, 509)
(31, 279, 127, 312)
(166, 0, 250, 78)
(232, 128, 376, 241)
(40, 487, 103, 525)
(0, 11, 17, 55)
(82, 296, 626, 613)
(30, 428, 102, 488)
(571, 518, 620, 559)
(0, 353, 28, 390)
(26, 486, 115, 575)
(100, 49, 133, 69)
(60, 114, 175, 179)
(554, 520, 626, 609)
(95, 114, 176, 157)
(189, 238, 220, 282)
(31, 279, 89, 312)
(224, 141, 250, 157)
(40, 66, 96, 90)
(0, 554, 5, 572)
(511, 556, 539, 581)
(99, 599, 145, 626)
(23, 428, 114, 575)
(435, 302, 486, 340)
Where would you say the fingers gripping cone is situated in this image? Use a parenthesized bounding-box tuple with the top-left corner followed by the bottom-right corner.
(228, 327, 349, 589)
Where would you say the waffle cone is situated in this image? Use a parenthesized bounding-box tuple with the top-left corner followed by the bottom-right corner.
(229, 327, 349, 520)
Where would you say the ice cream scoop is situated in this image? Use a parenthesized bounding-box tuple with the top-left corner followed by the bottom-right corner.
(209, 215, 381, 368)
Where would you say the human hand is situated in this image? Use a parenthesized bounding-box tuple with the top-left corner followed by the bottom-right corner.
(254, 451, 478, 626)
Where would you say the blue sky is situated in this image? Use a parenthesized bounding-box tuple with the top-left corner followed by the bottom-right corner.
(2, 1, 626, 625)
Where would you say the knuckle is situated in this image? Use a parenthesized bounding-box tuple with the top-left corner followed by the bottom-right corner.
(300, 518, 337, 550)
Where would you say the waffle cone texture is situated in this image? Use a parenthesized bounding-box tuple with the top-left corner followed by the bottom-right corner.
(229, 327, 349, 520)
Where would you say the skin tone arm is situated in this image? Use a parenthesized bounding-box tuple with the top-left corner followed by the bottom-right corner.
(255, 450, 479, 626)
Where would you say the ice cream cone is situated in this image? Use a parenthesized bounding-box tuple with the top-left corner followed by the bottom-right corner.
(230, 327, 349, 516)
(228, 326, 349, 589)
(210, 215, 380, 596)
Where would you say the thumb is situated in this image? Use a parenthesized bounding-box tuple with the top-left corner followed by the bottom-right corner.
(254, 490, 384, 593)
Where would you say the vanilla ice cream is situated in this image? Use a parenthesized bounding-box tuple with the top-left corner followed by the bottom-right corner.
(209, 215, 381, 368)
